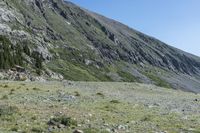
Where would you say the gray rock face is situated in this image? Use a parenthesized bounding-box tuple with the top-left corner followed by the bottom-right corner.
(0, 0, 200, 92)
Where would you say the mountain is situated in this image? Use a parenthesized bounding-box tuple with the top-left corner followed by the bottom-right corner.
(0, 0, 200, 92)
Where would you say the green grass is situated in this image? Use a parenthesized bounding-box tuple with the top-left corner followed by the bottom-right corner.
(47, 46, 112, 81)
(47, 59, 98, 81)
(83, 128, 109, 133)
(117, 71, 140, 82)
(143, 71, 171, 88)
(0, 105, 19, 116)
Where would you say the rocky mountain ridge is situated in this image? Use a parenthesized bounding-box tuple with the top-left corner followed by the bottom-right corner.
(0, 0, 200, 92)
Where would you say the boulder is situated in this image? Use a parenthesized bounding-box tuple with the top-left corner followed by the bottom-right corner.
(73, 129, 84, 133)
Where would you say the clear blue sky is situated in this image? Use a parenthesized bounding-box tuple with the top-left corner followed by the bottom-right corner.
(68, 0, 200, 56)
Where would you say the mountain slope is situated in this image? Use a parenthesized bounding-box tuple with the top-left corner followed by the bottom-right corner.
(0, 0, 200, 92)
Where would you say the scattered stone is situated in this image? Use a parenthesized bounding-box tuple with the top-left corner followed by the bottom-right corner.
(14, 65, 26, 72)
(88, 113, 92, 117)
(159, 131, 168, 133)
(85, 59, 92, 65)
(77, 124, 82, 127)
(85, 119, 90, 123)
(188, 128, 195, 131)
(117, 125, 128, 130)
(104, 123, 109, 127)
(73, 129, 84, 133)
(48, 127, 53, 132)
(182, 116, 188, 120)
(58, 124, 65, 129)
(61, 95, 76, 101)
(0, 73, 4, 80)
(130, 121, 136, 124)
(105, 128, 111, 132)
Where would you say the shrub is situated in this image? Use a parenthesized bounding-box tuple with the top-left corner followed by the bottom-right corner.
(48, 115, 77, 127)
(3, 85, 9, 88)
(31, 116, 37, 120)
(10, 127, 18, 132)
(1, 95, 8, 100)
(74, 91, 81, 97)
(32, 87, 40, 91)
(110, 100, 120, 104)
(9, 89, 15, 95)
(96, 92, 104, 97)
(31, 51, 43, 69)
(0, 35, 24, 69)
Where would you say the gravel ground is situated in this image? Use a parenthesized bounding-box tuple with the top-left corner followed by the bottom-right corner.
(0, 81, 200, 133)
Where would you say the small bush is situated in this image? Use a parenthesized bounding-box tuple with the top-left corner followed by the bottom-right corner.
(9, 89, 15, 95)
(31, 116, 37, 120)
(20, 76, 27, 81)
(110, 100, 120, 104)
(10, 127, 18, 132)
(3, 85, 9, 88)
(0, 36, 24, 69)
(1, 95, 9, 100)
(10, 89, 15, 92)
(74, 91, 81, 97)
(96, 92, 104, 97)
(48, 115, 77, 127)
(32, 87, 40, 91)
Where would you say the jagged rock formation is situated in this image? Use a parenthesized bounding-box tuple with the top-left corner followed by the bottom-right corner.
(0, 0, 200, 92)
